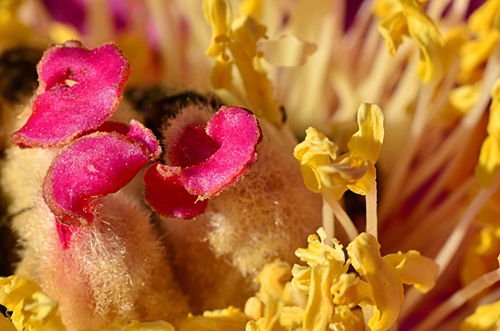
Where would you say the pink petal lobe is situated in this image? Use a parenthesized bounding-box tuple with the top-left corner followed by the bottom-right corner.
(10, 41, 130, 148)
(168, 124, 220, 167)
(43, 132, 154, 227)
(88, 121, 130, 136)
(127, 120, 162, 158)
(180, 106, 262, 198)
(143, 162, 207, 218)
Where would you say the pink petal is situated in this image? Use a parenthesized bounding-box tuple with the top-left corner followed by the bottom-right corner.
(168, 124, 220, 167)
(44, 128, 157, 227)
(127, 120, 162, 159)
(84, 120, 162, 159)
(87, 121, 130, 136)
(10, 41, 130, 148)
(143, 162, 207, 218)
(179, 106, 262, 198)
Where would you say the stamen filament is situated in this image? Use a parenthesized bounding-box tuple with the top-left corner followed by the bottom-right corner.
(366, 180, 378, 240)
(322, 197, 335, 243)
(147, 0, 182, 84)
(435, 175, 500, 277)
(400, 170, 500, 321)
(391, 177, 473, 252)
(414, 267, 500, 331)
(322, 190, 358, 242)
(400, 41, 500, 210)
(380, 82, 436, 220)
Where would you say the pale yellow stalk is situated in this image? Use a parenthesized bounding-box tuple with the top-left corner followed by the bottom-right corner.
(414, 267, 500, 331)
(322, 190, 358, 242)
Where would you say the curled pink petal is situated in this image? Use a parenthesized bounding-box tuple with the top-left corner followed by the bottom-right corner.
(143, 163, 207, 219)
(88, 121, 130, 136)
(10, 41, 130, 148)
(168, 124, 220, 167)
(145, 106, 261, 218)
(127, 120, 162, 159)
(84, 120, 162, 159)
(178, 106, 262, 198)
(43, 123, 159, 227)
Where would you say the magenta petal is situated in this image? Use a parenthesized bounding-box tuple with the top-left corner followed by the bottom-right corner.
(180, 106, 262, 198)
(88, 121, 130, 136)
(143, 162, 207, 218)
(43, 132, 155, 227)
(168, 124, 221, 167)
(10, 41, 130, 148)
(127, 120, 162, 158)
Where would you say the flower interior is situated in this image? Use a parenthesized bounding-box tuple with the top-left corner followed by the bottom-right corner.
(3, 0, 500, 330)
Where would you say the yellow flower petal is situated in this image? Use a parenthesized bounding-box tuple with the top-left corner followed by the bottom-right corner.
(238, 0, 262, 18)
(476, 136, 500, 187)
(331, 273, 372, 308)
(346, 160, 377, 196)
(377, 0, 444, 82)
(476, 78, 500, 186)
(460, 29, 500, 84)
(347, 233, 404, 331)
(460, 300, 500, 331)
(232, 15, 267, 58)
(468, 0, 500, 35)
(253, 259, 292, 306)
(279, 306, 304, 330)
(0, 5, 33, 46)
(441, 25, 467, 71)
(0, 276, 40, 310)
(0, 276, 66, 331)
(246, 298, 287, 331)
(294, 127, 338, 192)
(378, 11, 409, 56)
(400, 0, 444, 83)
(348, 103, 385, 166)
(488, 79, 500, 139)
(448, 83, 482, 116)
(330, 306, 365, 331)
(383, 250, 439, 293)
(373, 0, 402, 17)
(118, 36, 154, 86)
(82, 319, 175, 331)
(477, 190, 500, 229)
(302, 263, 334, 331)
(203, 0, 233, 58)
(295, 104, 384, 198)
(204, 0, 283, 126)
(0, 314, 16, 331)
(257, 35, 318, 67)
(317, 156, 368, 189)
(211, 59, 234, 90)
(48, 23, 80, 44)
(294, 232, 346, 269)
(460, 228, 500, 292)
(244, 297, 265, 321)
(180, 307, 248, 331)
(228, 42, 283, 125)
